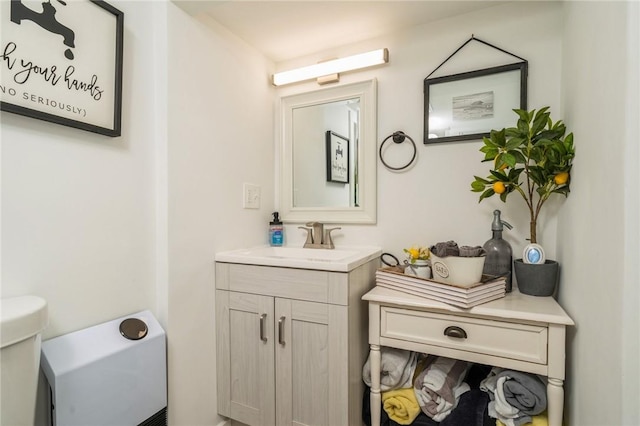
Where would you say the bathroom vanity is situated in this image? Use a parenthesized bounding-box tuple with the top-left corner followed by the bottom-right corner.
(215, 245, 381, 426)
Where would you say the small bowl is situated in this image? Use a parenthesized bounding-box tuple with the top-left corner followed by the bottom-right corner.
(430, 254, 486, 287)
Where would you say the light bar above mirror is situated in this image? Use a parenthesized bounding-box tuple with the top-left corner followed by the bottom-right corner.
(272, 48, 389, 86)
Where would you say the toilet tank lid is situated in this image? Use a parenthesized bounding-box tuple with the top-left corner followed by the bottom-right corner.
(1, 296, 48, 348)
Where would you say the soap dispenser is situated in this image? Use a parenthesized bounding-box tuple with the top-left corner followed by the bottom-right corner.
(483, 209, 514, 292)
(269, 212, 284, 247)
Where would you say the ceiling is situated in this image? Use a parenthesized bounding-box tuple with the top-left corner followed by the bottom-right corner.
(173, 1, 508, 63)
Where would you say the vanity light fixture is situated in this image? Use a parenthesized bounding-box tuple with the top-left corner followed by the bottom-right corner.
(272, 48, 389, 86)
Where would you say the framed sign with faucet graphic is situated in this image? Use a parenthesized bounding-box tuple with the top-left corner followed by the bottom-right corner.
(0, 0, 124, 137)
(326, 130, 350, 184)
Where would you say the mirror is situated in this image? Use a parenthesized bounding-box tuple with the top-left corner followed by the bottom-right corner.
(280, 79, 377, 223)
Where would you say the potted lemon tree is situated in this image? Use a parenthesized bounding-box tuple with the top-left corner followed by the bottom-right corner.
(471, 107, 575, 296)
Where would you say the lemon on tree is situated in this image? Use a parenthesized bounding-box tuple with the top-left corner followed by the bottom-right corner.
(492, 181, 506, 194)
(554, 171, 569, 185)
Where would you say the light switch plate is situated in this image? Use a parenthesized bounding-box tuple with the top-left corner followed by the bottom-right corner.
(243, 183, 261, 209)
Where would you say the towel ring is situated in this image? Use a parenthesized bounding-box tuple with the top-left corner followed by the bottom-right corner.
(379, 131, 417, 171)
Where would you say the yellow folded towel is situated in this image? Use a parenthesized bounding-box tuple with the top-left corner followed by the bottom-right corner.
(382, 388, 421, 425)
(497, 411, 549, 426)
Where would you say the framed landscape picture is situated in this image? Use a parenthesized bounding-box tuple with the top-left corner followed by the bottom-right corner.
(424, 62, 527, 144)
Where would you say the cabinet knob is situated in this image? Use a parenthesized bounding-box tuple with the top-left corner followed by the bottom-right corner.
(444, 326, 467, 339)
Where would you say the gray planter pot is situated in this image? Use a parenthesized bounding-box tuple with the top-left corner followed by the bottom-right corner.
(514, 259, 559, 296)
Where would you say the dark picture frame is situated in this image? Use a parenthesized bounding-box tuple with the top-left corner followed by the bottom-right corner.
(326, 130, 349, 183)
(1, 0, 124, 137)
(424, 62, 527, 144)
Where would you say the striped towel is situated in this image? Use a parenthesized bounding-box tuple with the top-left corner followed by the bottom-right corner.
(413, 355, 471, 421)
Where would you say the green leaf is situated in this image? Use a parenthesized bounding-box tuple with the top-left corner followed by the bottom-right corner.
(471, 180, 487, 192)
(533, 107, 550, 121)
(531, 111, 549, 136)
(553, 186, 571, 197)
(508, 167, 525, 180)
(514, 109, 530, 123)
(473, 175, 491, 184)
(505, 127, 526, 139)
(517, 119, 529, 134)
(505, 137, 524, 150)
(481, 136, 498, 148)
(512, 151, 527, 164)
(489, 129, 507, 147)
(481, 146, 499, 161)
(536, 186, 549, 197)
(489, 170, 509, 181)
(479, 188, 495, 202)
(529, 148, 543, 163)
(536, 128, 565, 142)
(564, 133, 575, 153)
(528, 167, 547, 186)
(499, 191, 509, 202)
(502, 153, 517, 168)
(480, 145, 498, 154)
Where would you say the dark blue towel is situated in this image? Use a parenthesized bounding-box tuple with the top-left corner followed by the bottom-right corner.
(362, 364, 494, 426)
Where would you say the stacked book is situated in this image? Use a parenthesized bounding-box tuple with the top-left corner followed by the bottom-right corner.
(375, 267, 506, 308)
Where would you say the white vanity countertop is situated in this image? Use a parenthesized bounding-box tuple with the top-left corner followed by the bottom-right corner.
(215, 245, 382, 272)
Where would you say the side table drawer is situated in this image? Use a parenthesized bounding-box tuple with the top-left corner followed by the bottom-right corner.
(381, 307, 548, 364)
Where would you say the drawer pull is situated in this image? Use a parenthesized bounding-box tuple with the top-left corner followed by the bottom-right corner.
(259, 314, 268, 342)
(444, 326, 467, 339)
(278, 316, 286, 346)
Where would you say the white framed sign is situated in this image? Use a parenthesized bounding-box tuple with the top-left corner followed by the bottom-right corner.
(1, 0, 124, 137)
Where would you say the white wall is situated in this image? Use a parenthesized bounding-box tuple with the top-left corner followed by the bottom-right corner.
(279, 1, 564, 265)
(1, 0, 160, 339)
(275, 3, 637, 425)
(293, 102, 351, 207)
(559, 2, 640, 424)
(1, 2, 274, 424)
(2, 2, 169, 424)
(168, 2, 566, 423)
(165, 4, 274, 424)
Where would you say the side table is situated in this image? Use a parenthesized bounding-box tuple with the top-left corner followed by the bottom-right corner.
(362, 286, 574, 426)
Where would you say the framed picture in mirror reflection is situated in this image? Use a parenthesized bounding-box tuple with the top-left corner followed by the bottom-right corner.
(326, 130, 349, 183)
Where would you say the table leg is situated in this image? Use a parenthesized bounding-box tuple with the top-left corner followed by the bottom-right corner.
(547, 377, 564, 426)
(369, 344, 381, 426)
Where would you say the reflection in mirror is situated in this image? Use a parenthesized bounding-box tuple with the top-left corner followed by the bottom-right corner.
(292, 98, 359, 207)
(280, 79, 377, 224)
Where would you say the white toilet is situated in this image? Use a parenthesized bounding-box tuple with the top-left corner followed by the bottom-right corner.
(0, 295, 48, 426)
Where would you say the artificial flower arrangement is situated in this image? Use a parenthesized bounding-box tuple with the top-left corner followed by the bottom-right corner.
(403, 246, 430, 264)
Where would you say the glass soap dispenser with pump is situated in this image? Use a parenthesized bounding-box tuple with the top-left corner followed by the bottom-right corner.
(483, 209, 513, 291)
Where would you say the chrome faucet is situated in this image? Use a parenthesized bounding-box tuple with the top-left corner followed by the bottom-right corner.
(298, 222, 341, 249)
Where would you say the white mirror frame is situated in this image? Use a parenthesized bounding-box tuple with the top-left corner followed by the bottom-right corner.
(279, 79, 377, 224)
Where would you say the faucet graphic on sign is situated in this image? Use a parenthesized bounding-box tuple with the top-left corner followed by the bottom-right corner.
(10, 0, 76, 60)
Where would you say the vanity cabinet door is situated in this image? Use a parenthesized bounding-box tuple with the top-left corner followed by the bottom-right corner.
(216, 290, 276, 426)
(275, 298, 348, 426)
